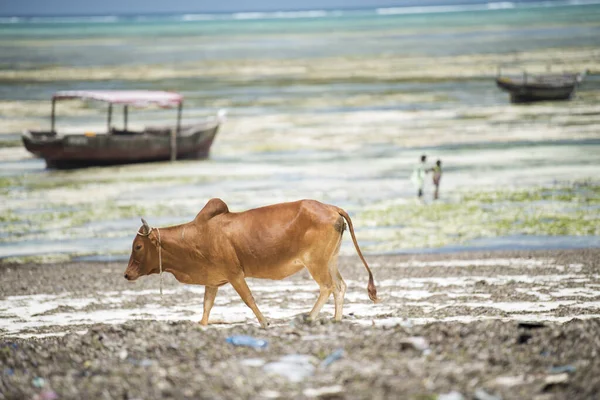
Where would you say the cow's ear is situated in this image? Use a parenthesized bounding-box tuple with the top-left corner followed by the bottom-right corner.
(141, 218, 150, 235)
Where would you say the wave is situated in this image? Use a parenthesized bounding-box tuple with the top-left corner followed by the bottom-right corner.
(0, 15, 120, 24)
(182, 10, 330, 22)
(376, 0, 600, 15)
(376, 3, 515, 15)
(377, 4, 491, 15)
(27, 15, 120, 23)
(181, 14, 223, 21)
(0, 17, 22, 23)
(0, 10, 333, 24)
(487, 2, 515, 10)
(2, 1, 600, 25)
(567, 0, 600, 4)
(231, 10, 329, 20)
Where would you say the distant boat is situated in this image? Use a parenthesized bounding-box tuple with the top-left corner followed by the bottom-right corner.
(495, 71, 585, 103)
(22, 90, 226, 169)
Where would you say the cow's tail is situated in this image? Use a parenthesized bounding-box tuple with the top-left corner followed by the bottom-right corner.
(337, 208, 379, 303)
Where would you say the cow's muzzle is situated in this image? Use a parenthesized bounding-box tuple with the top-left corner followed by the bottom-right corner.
(124, 261, 141, 281)
(123, 271, 140, 281)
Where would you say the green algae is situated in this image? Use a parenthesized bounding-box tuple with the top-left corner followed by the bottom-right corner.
(0, 201, 186, 243)
(0, 166, 223, 248)
(358, 181, 600, 252)
(462, 181, 600, 204)
(0, 211, 19, 223)
(0, 139, 20, 148)
(0, 176, 17, 190)
(1, 253, 72, 265)
(4, 174, 211, 192)
(3, 167, 598, 262)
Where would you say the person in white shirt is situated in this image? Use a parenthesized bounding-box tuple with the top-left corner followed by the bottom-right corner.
(411, 154, 428, 199)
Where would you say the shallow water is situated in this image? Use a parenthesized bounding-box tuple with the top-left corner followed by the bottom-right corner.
(1, 138, 598, 260)
(382, 235, 600, 255)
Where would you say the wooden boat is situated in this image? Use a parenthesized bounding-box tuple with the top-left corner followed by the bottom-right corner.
(22, 90, 225, 169)
(495, 72, 584, 103)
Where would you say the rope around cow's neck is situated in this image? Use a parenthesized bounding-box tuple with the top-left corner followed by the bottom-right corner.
(157, 228, 163, 297)
(137, 226, 163, 297)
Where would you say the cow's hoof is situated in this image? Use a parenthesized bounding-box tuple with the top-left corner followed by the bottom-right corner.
(260, 322, 270, 329)
(292, 314, 316, 326)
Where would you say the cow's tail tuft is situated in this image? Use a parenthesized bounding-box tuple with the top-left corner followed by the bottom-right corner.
(337, 207, 380, 303)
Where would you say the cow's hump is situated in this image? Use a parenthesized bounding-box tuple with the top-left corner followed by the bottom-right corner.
(196, 198, 229, 221)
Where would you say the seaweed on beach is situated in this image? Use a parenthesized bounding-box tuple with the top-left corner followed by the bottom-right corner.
(359, 181, 600, 252)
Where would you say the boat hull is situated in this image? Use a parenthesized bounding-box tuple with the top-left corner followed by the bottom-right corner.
(23, 123, 220, 169)
(495, 75, 580, 103)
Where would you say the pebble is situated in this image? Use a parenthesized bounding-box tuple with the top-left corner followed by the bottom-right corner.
(263, 354, 317, 382)
(32, 377, 45, 388)
(303, 385, 344, 398)
(399, 336, 430, 354)
(474, 388, 503, 400)
(544, 373, 569, 386)
(438, 390, 465, 400)
(240, 358, 266, 367)
(548, 365, 576, 374)
(320, 348, 344, 368)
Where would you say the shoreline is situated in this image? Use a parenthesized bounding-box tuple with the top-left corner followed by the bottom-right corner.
(2, 176, 599, 263)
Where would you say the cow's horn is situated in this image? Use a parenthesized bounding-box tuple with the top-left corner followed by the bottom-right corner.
(141, 218, 151, 234)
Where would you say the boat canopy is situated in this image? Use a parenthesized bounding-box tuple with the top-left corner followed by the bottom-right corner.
(52, 90, 183, 107)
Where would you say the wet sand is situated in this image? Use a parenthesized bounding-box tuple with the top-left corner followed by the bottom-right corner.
(1, 248, 599, 399)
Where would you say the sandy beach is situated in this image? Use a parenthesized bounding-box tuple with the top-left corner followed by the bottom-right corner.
(1, 248, 599, 399)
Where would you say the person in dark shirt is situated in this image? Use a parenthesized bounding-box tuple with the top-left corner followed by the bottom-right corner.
(429, 159, 442, 200)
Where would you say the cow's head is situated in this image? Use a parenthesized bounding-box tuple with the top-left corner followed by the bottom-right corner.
(124, 218, 160, 281)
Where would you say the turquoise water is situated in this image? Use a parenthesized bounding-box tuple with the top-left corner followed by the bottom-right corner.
(1, 3, 599, 72)
(0, 1, 599, 261)
(1, 3, 599, 108)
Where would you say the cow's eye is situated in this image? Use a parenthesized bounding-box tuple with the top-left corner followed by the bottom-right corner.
(135, 244, 142, 251)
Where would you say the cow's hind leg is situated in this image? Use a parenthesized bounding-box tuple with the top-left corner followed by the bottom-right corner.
(229, 274, 269, 329)
(308, 285, 332, 320)
(332, 269, 347, 321)
(199, 286, 218, 326)
(329, 237, 347, 321)
(305, 219, 347, 321)
(305, 259, 335, 321)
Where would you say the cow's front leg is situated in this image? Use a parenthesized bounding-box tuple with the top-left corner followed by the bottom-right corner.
(229, 275, 269, 328)
(199, 286, 218, 326)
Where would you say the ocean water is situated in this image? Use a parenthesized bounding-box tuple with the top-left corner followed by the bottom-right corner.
(0, 1, 599, 261)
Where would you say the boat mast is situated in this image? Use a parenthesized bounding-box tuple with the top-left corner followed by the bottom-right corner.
(51, 98, 56, 133)
(124, 105, 128, 131)
(107, 103, 112, 133)
(171, 102, 182, 161)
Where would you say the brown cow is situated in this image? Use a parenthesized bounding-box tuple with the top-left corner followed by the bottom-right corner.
(124, 198, 378, 328)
